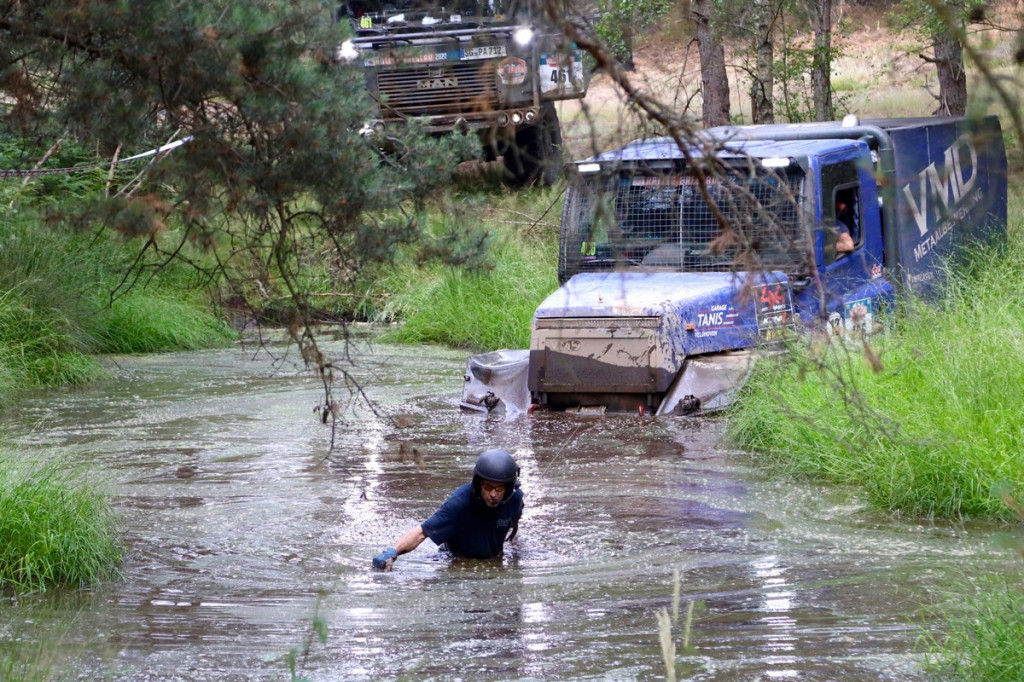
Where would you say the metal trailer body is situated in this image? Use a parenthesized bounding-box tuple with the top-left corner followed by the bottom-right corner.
(460, 115, 1007, 414)
(880, 117, 1007, 292)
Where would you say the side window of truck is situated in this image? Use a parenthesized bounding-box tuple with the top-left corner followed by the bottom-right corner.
(821, 161, 862, 264)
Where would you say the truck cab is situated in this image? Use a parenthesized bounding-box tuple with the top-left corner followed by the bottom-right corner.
(559, 135, 889, 320)
(461, 116, 1007, 415)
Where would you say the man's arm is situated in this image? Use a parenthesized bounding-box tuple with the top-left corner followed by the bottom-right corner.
(372, 525, 428, 570)
(836, 230, 854, 253)
(835, 218, 854, 253)
(395, 525, 427, 554)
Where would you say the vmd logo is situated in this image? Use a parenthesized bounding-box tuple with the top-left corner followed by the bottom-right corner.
(416, 76, 459, 90)
(901, 132, 979, 238)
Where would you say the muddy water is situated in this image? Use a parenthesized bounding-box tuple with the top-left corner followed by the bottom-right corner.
(0, 334, 1015, 680)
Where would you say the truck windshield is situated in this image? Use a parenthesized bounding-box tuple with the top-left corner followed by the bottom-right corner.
(561, 166, 808, 280)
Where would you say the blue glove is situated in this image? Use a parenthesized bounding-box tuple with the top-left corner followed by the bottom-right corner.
(372, 547, 398, 570)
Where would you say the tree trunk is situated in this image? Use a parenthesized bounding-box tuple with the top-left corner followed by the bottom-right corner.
(933, 28, 967, 115)
(811, 0, 833, 121)
(693, 0, 730, 127)
(750, 0, 776, 124)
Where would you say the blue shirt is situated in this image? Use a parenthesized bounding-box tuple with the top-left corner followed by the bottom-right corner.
(421, 483, 524, 559)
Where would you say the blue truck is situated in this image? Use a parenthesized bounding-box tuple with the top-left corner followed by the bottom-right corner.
(460, 115, 1008, 415)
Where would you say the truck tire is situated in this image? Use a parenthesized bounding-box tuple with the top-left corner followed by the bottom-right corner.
(503, 103, 563, 187)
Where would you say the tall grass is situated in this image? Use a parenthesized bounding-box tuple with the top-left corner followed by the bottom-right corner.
(94, 293, 235, 353)
(0, 610, 75, 682)
(0, 216, 233, 402)
(923, 578, 1024, 680)
(727, 232, 1024, 520)
(376, 185, 561, 351)
(0, 287, 107, 392)
(0, 637, 57, 682)
(657, 569, 701, 681)
(0, 457, 122, 594)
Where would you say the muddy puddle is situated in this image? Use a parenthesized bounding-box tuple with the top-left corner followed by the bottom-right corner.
(0, 334, 1015, 680)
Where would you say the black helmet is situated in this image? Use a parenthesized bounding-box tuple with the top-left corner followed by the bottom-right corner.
(471, 448, 520, 504)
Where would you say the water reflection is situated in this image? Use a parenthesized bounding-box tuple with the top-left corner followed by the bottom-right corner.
(0, 339, 1015, 680)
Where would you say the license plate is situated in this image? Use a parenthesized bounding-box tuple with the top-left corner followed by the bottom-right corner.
(461, 45, 506, 60)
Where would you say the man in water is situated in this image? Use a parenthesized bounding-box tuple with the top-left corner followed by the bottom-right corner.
(372, 449, 523, 570)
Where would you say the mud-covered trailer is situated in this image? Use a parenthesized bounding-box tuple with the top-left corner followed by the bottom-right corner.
(461, 115, 1007, 415)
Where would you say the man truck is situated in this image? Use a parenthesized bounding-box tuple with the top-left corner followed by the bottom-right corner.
(460, 115, 1008, 415)
(334, 0, 588, 185)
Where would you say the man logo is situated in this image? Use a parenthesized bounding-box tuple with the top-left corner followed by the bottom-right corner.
(416, 76, 459, 90)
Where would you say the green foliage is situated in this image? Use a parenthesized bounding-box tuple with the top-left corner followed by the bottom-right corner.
(93, 293, 234, 354)
(377, 187, 561, 350)
(773, 38, 817, 123)
(0, 458, 122, 594)
(0, 638, 55, 682)
(0, 137, 120, 209)
(0, 216, 112, 391)
(1, 0, 476, 405)
(771, 4, 851, 123)
(924, 578, 1024, 680)
(886, 0, 985, 44)
(595, 0, 674, 68)
(0, 609, 77, 682)
(0, 287, 106, 392)
(727, 234, 1024, 520)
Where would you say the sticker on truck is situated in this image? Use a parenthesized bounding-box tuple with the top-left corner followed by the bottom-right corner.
(363, 45, 506, 67)
(694, 304, 741, 338)
(756, 283, 794, 340)
(497, 57, 527, 85)
(539, 50, 584, 95)
(843, 299, 873, 339)
(363, 50, 459, 67)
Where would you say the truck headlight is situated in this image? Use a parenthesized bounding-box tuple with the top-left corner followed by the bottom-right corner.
(513, 26, 534, 46)
(337, 40, 359, 61)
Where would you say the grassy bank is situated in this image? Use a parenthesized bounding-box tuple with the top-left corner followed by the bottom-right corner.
(0, 136, 235, 403)
(372, 183, 562, 351)
(727, 229, 1024, 520)
(0, 457, 122, 594)
(0, 216, 234, 403)
(924, 577, 1024, 681)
